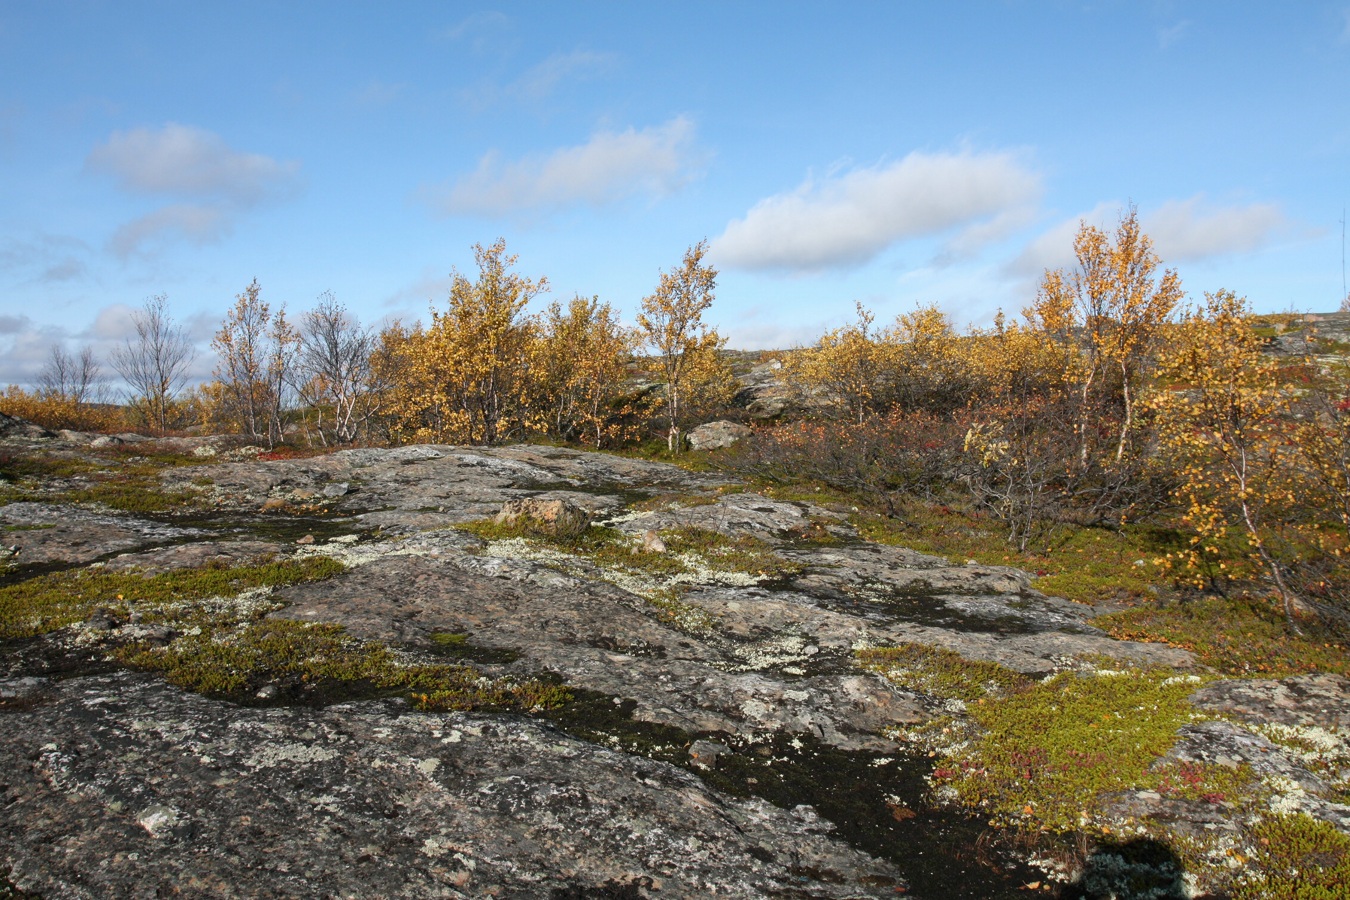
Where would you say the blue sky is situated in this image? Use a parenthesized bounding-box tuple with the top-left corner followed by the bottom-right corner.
(2, 1, 1348, 386)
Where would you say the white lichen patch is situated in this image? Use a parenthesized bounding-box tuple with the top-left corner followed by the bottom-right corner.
(1257, 722, 1350, 792)
(1263, 774, 1311, 815)
(137, 804, 180, 838)
(292, 539, 428, 569)
(245, 742, 340, 769)
(721, 633, 819, 672)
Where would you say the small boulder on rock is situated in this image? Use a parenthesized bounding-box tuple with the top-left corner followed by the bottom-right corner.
(496, 497, 591, 540)
(687, 420, 752, 451)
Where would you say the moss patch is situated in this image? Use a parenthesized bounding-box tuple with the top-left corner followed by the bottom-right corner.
(858, 643, 1030, 703)
(855, 504, 1188, 606)
(0, 556, 344, 640)
(121, 618, 566, 712)
(1095, 596, 1350, 677)
(1235, 813, 1350, 900)
(931, 666, 1208, 834)
(427, 630, 522, 664)
(0, 447, 209, 515)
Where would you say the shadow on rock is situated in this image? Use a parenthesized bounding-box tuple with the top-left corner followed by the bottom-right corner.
(1057, 838, 1188, 900)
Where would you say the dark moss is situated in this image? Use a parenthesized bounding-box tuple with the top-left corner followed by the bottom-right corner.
(539, 690, 1042, 899)
(427, 631, 522, 664)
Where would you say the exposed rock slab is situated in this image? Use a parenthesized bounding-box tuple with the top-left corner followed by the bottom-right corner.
(0, 501, 203, 568)
(0, 672, 907, 899)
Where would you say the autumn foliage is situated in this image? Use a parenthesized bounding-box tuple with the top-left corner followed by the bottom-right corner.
(7, 220, 1350, 624)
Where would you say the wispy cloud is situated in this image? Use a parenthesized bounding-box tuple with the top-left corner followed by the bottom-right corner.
(439, 11, 512, 55)
(441, 11, 511, 42)
(86, 123, 301, 258)
(460, 49, 618, 111)
(711, 150, 1041, 273)
(0, 233, 92, 285)
(1158, 20, 1189, 49)
(1341, 7, 1350, 43)
(353, 80, 406, 107)
(107, 204, 230, 259)
(430, 116, 702, 216)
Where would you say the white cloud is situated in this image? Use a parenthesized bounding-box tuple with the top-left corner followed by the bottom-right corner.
(1341, 8, 1350, 43)
(1007, 202, 1118, 277)
(87, 123, 298, 203)
(1009, 197, 1290, 277)
(711, 150, 1041, 273)
(107, 204, 230, 259)
(87, 123, 300, 257)
(86, 304, 139, 341)
(433, 117, 701, 216)
(1145, 196, 1289, 261)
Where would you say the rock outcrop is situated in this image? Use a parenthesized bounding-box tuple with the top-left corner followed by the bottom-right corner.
(2, 436, 1348, 898)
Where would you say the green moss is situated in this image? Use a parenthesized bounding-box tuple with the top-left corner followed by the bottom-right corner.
(0, 556, 345, 640)
(1095, 596, 1350, 677)
(932, 666, 1206, 834)
(63, 481, 199, 514)
(857, 643, 1030, 703)
(120, 618, 567, 712)
(1236, 813, 1350, 900)
(857, 504, 1188, 606)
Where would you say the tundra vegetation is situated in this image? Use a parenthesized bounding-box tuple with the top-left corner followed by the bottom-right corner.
(5, 217, 1350, 896)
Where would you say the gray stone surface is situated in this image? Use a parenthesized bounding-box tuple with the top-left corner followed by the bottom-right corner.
(6, 439, 1348, 897)
(0, 673, 906, 899)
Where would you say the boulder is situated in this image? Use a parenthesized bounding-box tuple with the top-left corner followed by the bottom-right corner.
(496, 497, 591, 539)
(687, 420, 752, 451)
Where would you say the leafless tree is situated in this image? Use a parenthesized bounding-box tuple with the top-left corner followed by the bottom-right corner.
(295, 292, 377, 445)
(36, 345, 105, 405)
(110, 294, 196, 434)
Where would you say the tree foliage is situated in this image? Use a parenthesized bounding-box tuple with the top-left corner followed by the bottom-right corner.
(211, 279, 297, 447)
(109, 294, 196, 435)
(637, 240, 735, 452)
(535, 295, 639, 447)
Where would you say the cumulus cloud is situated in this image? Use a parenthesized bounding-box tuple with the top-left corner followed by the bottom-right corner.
(433, 117, 701, 216)
(1009, 197, 1291, 277)
(86, 123, 300, 257)
(711, 150, 1041, 273)
(1146, 197, 1290, 261)
(87, 123, 298, 203)
(86, 304, 140, 341)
